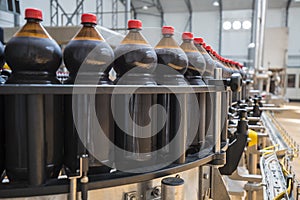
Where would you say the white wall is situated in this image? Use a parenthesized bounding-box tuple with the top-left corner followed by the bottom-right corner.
(0, 10, 14, 27)
(163, 11, 219, 51)
(287, 7, 300, 67)
(221, 9, 252, 60)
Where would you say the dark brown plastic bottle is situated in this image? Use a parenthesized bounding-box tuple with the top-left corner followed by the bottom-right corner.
(180, 32, 207, 155)
(63, 13, 114, 84)
(155, 26, 188, 83)
(113, 20, 158, 170)
(113, 20, 157, 84)
(154, 26, 188, 163)
(194, 38, 215, 82)
(180, 32, 206, 85)
(63, 13, 114, 175)
(4, 8, 63, 185)
(5, 9, 61, 84)
(205, 46, 231, 79)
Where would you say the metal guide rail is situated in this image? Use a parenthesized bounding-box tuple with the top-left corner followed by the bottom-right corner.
(0, 83, 228, 199)
(260, 111, 300, 200)
(260, 153, 288, 200)
(261, 111, 299, 157)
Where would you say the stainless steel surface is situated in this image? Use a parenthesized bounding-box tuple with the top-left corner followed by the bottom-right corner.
(214, 68, 222, 154)
(258, 0, 268, 69)
(69, 178, 77, 200)
(254, 0, 262, 70)
(2, 167, 201, 200)
(161, 177, 184, 200)
(211, 167, 230, 200)
(260, 153, 287, 200)
(261, 112, 289, 151)
(199, 166, 212, 200)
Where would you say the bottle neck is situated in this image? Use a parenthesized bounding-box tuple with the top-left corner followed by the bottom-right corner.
(82, 23, 96, 27)
(183, 39, 193, 43)
(163, 34, 173, 38)
(128, 28, 141, 32)
(26, 18, 42, 23)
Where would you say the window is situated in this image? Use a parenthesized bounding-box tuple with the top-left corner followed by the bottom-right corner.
(15, 0, 20, 14)
(287, 74, 296, 88)
(7, 0, 13, 12)
(0, 0, 7, 11)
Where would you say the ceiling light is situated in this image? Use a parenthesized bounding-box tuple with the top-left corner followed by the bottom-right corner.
(142, 5, 149, 10)
(213, 1, 220, 6)
(232, 21, 242, 30)
(242, 20, 252, 29)
(223, 21, 231, 30)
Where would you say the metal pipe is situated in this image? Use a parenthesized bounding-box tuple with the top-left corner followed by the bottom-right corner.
(258, 0, 267, 68)
(254, 0, 262, 70)
(161, 176, 184, 200)
(218, 0, 223, 54)
(285, 0, 292, 27)
(125, 0, 131, 28)
(214, 68, 222, 154)
(69, 178, 77, 200)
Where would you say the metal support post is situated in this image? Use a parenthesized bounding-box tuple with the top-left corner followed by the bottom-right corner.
(112, 0, 118, 29)
(214, 68, 222, 154)
(96, 0, 104, 26)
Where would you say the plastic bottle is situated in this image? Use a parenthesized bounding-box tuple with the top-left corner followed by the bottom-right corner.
(180, 32, 207, 155)
(5, 8, 62, 84)
(180, 32, 206, 85)
(113, 19, 157, 84)
(155, 26, 188, 162)
(63, 13, 115, 175)
(113, 20, 158, 170)
(154, 26, 188, 84)
(4, 8, 63, 185)
(193, 38, 215, 82)
(205, 46, 231, 79)
(63, 13, 114, 84)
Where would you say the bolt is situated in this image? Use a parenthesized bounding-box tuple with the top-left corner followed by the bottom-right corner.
(130, 196, 137, 200)
(152, 187, 161, 197)
(203, 173, 209, 179)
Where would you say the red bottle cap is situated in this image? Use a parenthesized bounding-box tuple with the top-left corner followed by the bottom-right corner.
(25, 8, 43, 21)
(238, 63, 243, 68)
(182, 32, 193, 40)
(81, 13, 97, 24)
(128, 19, 142, 29)
(194, 37, 204, 44)
(202, 43, 207, 48)
(162, 26, 174, 35)
(205, 45, 212, 52)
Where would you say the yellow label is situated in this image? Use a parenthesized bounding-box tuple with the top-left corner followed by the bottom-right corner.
(248, 129, 258, 147)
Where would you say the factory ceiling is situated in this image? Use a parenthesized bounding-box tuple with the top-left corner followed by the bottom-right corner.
(131, 0, 300, 14)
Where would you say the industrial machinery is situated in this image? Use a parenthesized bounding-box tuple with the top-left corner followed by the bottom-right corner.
(0, 22, 299, 200)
